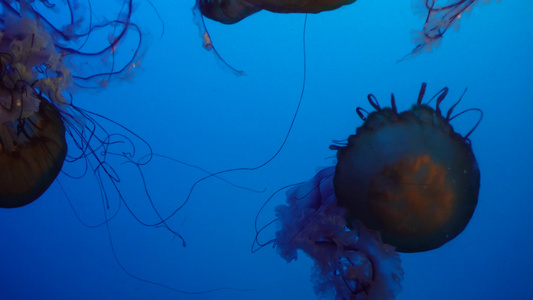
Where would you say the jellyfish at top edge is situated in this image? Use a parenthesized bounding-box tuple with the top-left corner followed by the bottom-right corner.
(0, 0, 146, 209)
(194, 0, 498, 67)
(191, 0, 358, 74)
(272, 83, 480, 299)
(192, 0, 357, 55)
(197, 0, 357, 24)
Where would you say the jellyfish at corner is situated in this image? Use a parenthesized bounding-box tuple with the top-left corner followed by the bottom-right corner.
(270, 83, 481, 298)
(0, 14, 71, 208)
(0, 0, 145, 209)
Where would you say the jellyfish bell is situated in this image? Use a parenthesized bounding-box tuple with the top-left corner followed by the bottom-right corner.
(0, 98, 67, 208)
(0, 14, 72, 208)
(333, 83, 480, 253)
(249, 0, 357, 14)
(198, 0, 357, 24)
(198, 0, 260, 24)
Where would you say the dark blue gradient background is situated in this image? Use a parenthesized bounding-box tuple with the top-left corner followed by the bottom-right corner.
(0, 1, 531, 299)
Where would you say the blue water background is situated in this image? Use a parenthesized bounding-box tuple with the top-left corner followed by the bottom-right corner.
(1, 0, 531, 299)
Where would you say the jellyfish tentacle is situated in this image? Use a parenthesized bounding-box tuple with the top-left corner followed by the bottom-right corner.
(390, 93, 397, 114)
(446, 87, 468, 120)
(450, 108, 483, 139)
(355, 107, 369, 121)
(367, 94, 381, 111)
(416, 82, 427, 105)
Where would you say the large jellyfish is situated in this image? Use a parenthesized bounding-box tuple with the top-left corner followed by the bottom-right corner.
(260, 83, 481, 299)
(0, 0, 144, 209)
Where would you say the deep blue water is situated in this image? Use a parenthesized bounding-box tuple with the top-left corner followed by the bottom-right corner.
(1, 0, 532, 299)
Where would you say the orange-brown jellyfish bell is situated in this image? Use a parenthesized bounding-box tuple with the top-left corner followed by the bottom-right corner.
(263, 84, 480, 298)
(198, 0, 357, 24)
(0, 14, 72, 208)
(333, 83, 481, 252)
(0, 98, 67, 208)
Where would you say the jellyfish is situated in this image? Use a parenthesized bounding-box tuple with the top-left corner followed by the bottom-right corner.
(0, 2, 253, 296)
(275, 167, 404, 299)
(196, 0, 357, 24)
(0, 94, 68, 208)
(0, 14, 71, 208)
(262, 83, 481, 299)
(403, 0, 499, 60)
(0, 0, 195, 253)
(0, 0, 144, 209)
(192, 0, 358, 73)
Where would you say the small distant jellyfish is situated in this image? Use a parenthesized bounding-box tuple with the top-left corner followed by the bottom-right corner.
(404, 0, 499, 59)
(272, 83, 481, 298)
